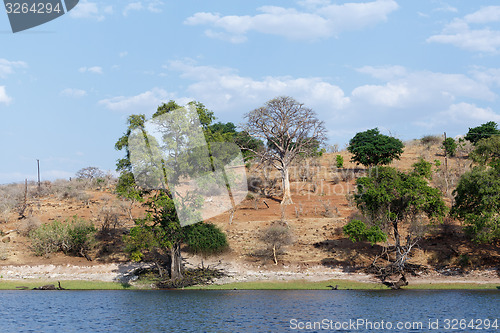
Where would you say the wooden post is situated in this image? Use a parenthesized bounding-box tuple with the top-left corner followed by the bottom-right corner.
(444, 132, 449, 196)
(443, 132, 448, 173)
(37, 159, 41, 190)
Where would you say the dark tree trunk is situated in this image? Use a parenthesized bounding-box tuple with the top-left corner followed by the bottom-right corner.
(169, 242, 183, 280)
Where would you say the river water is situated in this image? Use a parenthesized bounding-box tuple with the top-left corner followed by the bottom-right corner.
(0, 290, 498, 332)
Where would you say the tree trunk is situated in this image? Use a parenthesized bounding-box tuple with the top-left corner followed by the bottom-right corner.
(393, 221, 403, 271)
(170, 243, 183, 280)
(281, 167, 293, 205)
(273, 244, 278, 265)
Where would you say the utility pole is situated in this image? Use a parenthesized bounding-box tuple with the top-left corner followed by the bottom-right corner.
(37, 159, 41, 190)
(444, 132, 449, 196)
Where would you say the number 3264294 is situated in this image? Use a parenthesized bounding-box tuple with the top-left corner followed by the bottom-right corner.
(5, 2, 62, 14)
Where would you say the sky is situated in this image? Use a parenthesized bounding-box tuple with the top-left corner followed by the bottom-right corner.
(1, 0, 500, 184)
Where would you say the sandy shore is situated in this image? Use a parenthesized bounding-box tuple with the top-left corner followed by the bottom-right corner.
(1, 259, 499, 286)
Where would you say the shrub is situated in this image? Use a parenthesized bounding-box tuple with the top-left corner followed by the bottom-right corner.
(258, 222, 293, 264)
(412, 158, 432, 180)
(343, 220, 386, 245)
(29, 220, 69, 256)
(420, 135, 441, 146)
(336, 155, 344, 168)
(442, 137, 457, 157)
(18, 216, 42, 237)
(184, 223, 228, 256)
(29, 216, 96, 257)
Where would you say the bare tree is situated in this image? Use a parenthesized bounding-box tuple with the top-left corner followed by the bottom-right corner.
(243, 96, 326, 205)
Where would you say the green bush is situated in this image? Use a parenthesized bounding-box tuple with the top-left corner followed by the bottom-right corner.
(343, 220, 386, 245)
(29, 216, 96, 257)
(412, 158, 432, 180)
(442, 137, 457, 157)
(184, 222, 228, 256)
(336, 155, 344, 168)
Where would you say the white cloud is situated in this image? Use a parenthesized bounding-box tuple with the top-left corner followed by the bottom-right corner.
(79, 66, 103, 74)
(60, 88, 87, 98)
(119, 51, 128, 58)
(166, 60, 350, 114)
(464, 6, 500, 24)
(0, 58, 27, 78)
(427, 6, 500, 53)
(69, 0, 112, 21)
(356, 65, 407, 80)
(123, 2, 142, 16)
(185, 0, 398, 42)
(123, 1, 163, 16)
(416, 103, 500, 129)
(0, 86, 12, 105)
(98, 88, 182, 114)
(352, 68, 496, 109)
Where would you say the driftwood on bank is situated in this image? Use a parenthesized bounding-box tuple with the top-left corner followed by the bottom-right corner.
(32, 281, 66, 290)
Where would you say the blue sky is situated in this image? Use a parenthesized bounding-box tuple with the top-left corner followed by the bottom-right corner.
(1, 0, 500, 184)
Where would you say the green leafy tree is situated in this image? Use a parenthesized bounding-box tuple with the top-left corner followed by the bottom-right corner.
(465, 121, 500, 145)
(470, 136, 500, 169)
(117, 100, 231, 280)
(347, 128, 404, 168)
(354, 167, 446, 275)
(451, 166, 500, 243)
(442, 137, 457, 157)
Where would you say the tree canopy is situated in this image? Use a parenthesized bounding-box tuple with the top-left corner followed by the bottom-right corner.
(464, 121, 500, 145)
(451, 166, 500, 243)
(354, 166, 446, 272)
(347, 128, 404, 167)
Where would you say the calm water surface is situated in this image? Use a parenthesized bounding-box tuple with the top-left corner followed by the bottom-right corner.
(0, 290, 498, 332)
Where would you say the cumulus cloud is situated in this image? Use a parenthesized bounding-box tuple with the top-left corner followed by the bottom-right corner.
(0, 58, 27, 78)
(69, 0, 112, 21)
(166, 59, 350, 114)
(123, 1, 163, 16)
(79, 66, 103, 74)
(185, 0, 398, 42)
(0, 86, 12, 105)
(353, 67, 496, 108)
(427, 6, 500, 53)
(60, 88, 87, 98)
(416, 103, 500, 129)
(98, 87, 182, 114)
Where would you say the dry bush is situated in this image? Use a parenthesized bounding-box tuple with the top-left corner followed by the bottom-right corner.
(294, 203, 303, 218)
(318, 199, 337, 217)
(0, 242, 8, 260)
(93, 198, 127, 233)
(420, 135, 442, 148)
(18, 216, 42, 237)
(256, 221, 293, 264)
(0, 183, 25, 222)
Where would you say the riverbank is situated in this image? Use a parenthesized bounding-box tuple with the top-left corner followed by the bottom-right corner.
(0, 262, 498, 290)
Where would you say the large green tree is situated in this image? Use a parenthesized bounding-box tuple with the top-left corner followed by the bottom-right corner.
(464, 121, 500, 145)
(347, 128, 404, 168)
(116, 100, 230, 280)
(451, 136, 500, 243)
(451, 166, 500, 243)
(353, 166, 446, 277)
